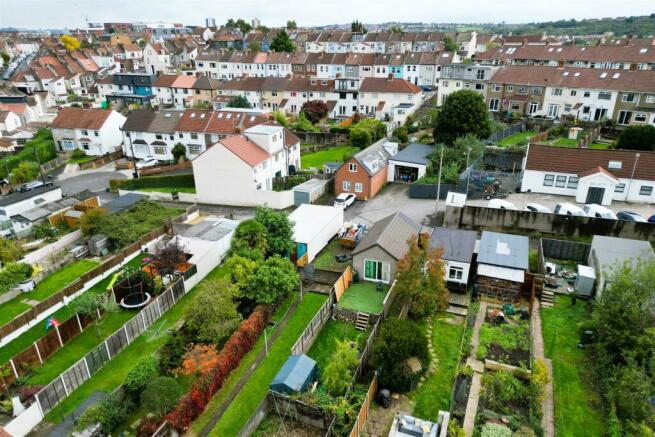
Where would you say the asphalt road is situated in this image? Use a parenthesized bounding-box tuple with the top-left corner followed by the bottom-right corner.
(57, 171, 127, 196)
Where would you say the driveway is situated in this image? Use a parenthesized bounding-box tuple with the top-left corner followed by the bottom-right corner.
(345, 184, 439, 227)
(57, 171, 127, 196)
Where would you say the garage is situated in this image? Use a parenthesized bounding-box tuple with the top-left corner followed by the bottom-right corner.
(387, 143, 434, 183)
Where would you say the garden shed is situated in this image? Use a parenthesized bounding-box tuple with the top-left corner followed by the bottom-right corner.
(293, 178, 330, 205)
(270, 354, 318, 395)
(289, 204, 343, 266)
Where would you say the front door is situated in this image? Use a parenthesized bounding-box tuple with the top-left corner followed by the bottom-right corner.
(586, 187, 605, 205)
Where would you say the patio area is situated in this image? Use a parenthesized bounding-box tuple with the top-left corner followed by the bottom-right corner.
(337, 282, 388, 315)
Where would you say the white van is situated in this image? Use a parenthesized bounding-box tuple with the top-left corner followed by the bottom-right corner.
(488, 199, 518, 210)
(554, 203, 587, 217)
(525, 203, 552, 213)
(583, 204, 617, 219)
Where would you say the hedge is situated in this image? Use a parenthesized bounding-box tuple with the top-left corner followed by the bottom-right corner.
(0, 129, 57, 179)
(329, 125, 352, 134)
(0, 263, 34, 294)
(109, 174, 196, 192)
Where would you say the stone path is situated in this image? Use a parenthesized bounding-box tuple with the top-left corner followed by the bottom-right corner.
(531, 300, 555, 437)
(417, 318, 438, 387)
(462, 301, 488, 437)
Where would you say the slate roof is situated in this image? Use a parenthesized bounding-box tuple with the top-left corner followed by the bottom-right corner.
(352, 139, 395, 176)
(353, 212, 421, 260)
(51, 108, 113, 130)
(477, 231, 529, 270)
(389, 143, 434, 166)
(429, 228, 477, 263)
(121, 109, 182, 134)
(590, 236, 655, 273)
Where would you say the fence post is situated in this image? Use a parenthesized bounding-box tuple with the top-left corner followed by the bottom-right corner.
(34, 342, 43, 364)
(141, 311, 147, 329)
(83, 356, 92, 378)
(60, 374, 69, 397)
(104, 341, 112, 360)
(9, 359, 19, 378)
(76, 313, 83, 332)
(124, 325, 131, 344)
(156, 298, 163, 318)
(54, 324, 64, 347)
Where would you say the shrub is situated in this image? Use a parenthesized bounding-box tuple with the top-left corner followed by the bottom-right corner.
(0, 263, 34, 294)
(392, 125, 409, 143)
(71, 149, 86, 159)
(136, 417, 162, 437)
(123, 357, 158, 400)
(75, 392, 133, 433)
(481, 422, 512, 437)
(350, 128, 372, 149)
(141, 376, 183, 418)
(323, 339, 359, 395)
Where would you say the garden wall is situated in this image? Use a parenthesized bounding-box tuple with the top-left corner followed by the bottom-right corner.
(292, 131, 350, 146)
(408, 183, 461, 199)
(444, 204, 655, 241)
(78, 150, 123, 170)
(20, 229, 83, 265)
(348, 373, 377, 437)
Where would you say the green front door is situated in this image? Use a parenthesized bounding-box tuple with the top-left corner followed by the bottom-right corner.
(586, 187, 605, 205)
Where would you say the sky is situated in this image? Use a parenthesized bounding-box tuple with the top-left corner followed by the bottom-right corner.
(0, 0, 653, 29)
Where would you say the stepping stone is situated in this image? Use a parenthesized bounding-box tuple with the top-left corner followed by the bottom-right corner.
(24, 299, 40, 306)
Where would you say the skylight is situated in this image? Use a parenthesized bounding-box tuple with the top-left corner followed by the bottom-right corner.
(573, 72, 580, 77)
(640, 48, 648, 54)
(562, 71, 569, 76)
(612, 73, 621, 79)
(190, 113, 196, 118)
(600, 72, 608, 78)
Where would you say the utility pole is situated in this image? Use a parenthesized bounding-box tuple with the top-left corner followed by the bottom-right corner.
(626, 152, 640, 203)
(33, 147, 46, 184)
(465, 147, 471, 196)
(434, 146, 444, 213)
(126, 132, 139, 179)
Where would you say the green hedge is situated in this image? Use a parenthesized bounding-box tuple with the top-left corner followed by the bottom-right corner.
(329, 126, 352, 134)
(110, 174, 195, 192)
(0, 263, 34, 294)
(0, 129, 57, 179)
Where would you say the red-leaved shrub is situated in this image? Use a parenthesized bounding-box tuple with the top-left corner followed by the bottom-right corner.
(136, 417, 161, 437)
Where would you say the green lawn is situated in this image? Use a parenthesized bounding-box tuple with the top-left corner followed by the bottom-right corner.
(588, 143, 611, 150)
(307, 319, 364, 373)
(337, 282, 387, 314)
(189, 292, 297, 435)
(68, 155, 96, 165)
(313, 240, 351, 272)
(301, 146, 359, 169)
(0, 259, 100, 327)
(496, 131, 536, 147)
(411, 317, 464, 419)
(0, 255, 146, 365)
(135, 186, 197, 194)
(541, 295, 605, 437)
(208, 293, 328, 437)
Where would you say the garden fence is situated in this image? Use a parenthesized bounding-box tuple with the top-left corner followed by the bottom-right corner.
(291, 291, 334, 355)
(40, 154, 69, 174)
(347, 373, 377, 437)
(78, 151, 123, 170)
(333, 266, 352, 302)
(34, 278, 186, 415)
(487, 123, 526, 144)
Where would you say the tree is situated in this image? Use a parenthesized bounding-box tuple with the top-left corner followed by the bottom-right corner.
(225, 255, 257, 293)
(286, 20, 297, 30)
(392, 125, 409, 143)
(273, 110, 289, 127)
(248, 41, 262, 52)
(0, 238, 23, 265)
(615, 125, 655, 151)
(60, 34, 81, 52)
(256, 25, 270, 33)
(270, 29, 296, 52)
(351, 20, 366, 33)
(245, 256, 298, 305)
(442, 36, 459, 52)
(350, 127, 372, 149)
(226, 18, 252, 34)
(388, 25, 403, 33)
(172, 143, 186, 162)
(73, 293, 119, 337)
(370, 318, 428, 392)
(300, 100, 329, 124)
(9, 161, 39, 185)
(229, 219, 268, 259)
(180, 344, 220, 376)
(0, 51, 9, 66)
(184, 277, 242, 345)
(79, 207, 107, 236)
(227, 95, 251, 108)
(140, 376, 183, 418)
(154, 236, 187, 281)
(123, 357, 158, 400)
(433, 90, 491, 144)
(254, 207, 295, 258)
(323, 339, 359, 395)
(291, 112, 319, 132)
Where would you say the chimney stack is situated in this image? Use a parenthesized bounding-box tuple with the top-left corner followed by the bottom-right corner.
(387, 73, 393, 80)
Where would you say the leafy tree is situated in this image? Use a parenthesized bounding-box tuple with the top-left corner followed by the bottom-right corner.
(273, 110, 289, 127)
(184, 277, 241, 345)
(256, 25, 270, 33)
(442, 36, 459, 52)
(245, 255, 298, 305)
(300, 100, 329, 124)
(370, 318, 428, 392)
(60, 34, 81, 52)
(140, 376, 183, 418)
(392, 125, 409, 143)
(388, 25, 402, 33)
(0, 238, 23, 264)
(180, 344, 220, 376)
(123, 357, 158, 400)
(225, 255, 258, 292)
(0, 52, 9, 66)
(227, 95, 251, 108)
(73, 293, 119, 337)
(154, 236, 187, 281)
(350, 127, 372, 149)
(433, 90, 491, 144)
(254, 206, 295, 258)
(75, 391, 132, 433)
(270, 29, 296, 52)
(226, 18, 252, 34)
(229, 219, 268, 258)
(351, 20, 367, 33)
(615, 125, 655, 151)
(248, 41, 262, 52)
(291, 112, 319, 132)
(79, 207, 107, 236)
(323, 339, 359, 395)
(286, 20, 297, 30)
(0, 263, 33, 294)
(172, 143, 186, 162)
(9, 161, 39, 185)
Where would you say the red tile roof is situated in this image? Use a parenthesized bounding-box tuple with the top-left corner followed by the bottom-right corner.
(219, 135, 270, 167)
(360, 77, 422, 94)
(51, 108, 113, 130)
(578, 166, 619, 181)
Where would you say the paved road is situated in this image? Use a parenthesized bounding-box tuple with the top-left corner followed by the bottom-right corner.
(57, 171, 127, 196)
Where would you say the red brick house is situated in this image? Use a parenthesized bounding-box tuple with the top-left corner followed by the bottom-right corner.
(334, 139, 398, 200)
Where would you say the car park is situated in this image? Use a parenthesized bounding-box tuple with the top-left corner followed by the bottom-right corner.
(525, 203, 551, 213)
(554, 203, 587, 217)
(583, 204, 617, 219)
(333, 192, 356, 209)
(617, 211, 648, 222)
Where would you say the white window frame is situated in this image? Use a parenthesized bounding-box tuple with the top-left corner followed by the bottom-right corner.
(342, 180, 351, 191)
(349, 163, 358, 172)
(363, 258, 390, 283)
(354, 183, 363, 193)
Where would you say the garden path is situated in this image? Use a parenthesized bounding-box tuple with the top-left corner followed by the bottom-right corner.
(462, 301, 487, 437)
(531, 300, 555, 437)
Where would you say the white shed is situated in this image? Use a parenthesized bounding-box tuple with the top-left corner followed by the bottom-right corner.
(289, 204, 344, 266)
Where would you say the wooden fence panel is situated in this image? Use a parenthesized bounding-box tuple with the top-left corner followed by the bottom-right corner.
(37, 330, 62, 360)
(334, 266, 352, 302)
(348, 374, 377, 437)
(57, 317, 82, 344)
(12, 347, 40, 376)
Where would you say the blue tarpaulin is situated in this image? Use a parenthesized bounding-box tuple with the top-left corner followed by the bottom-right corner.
(270, 354, 318, 395)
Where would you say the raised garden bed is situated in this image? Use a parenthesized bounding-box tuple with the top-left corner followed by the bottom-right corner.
(477, 307, 530, 369)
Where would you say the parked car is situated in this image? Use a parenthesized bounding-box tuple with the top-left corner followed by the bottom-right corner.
(487, 199, 518, 210)
(648, 214, 655, 223)
(525, 203, 551, 213)
(135, 157, 158, 169)
(334, 193, 356, 209)
(554, 203, 587, 217)
(617, 211, 648, 222)
(583, 204, 617, 219)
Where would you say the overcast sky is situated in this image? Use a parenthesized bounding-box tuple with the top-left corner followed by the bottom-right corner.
(0, 0, 653, 29)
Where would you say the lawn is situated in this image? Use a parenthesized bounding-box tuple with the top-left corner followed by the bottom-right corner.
(0, 259, 100, 327)
(541, 295, 605, 437)
(496, 131, 536, 147)
(0, 255, 146, 365)
(307, 319, 364, 373)
(208, 293, 328, 437)
(313, 239, 351, 272)
(411, 317, 464, 420)
(337, 282, 387, 314)
(68, 155, 96, 165)
(135, 186, 197, 194)
(301, 146, 359, 169)
(588, 143, 611, 150)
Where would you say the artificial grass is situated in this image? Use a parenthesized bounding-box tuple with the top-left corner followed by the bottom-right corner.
(0, 259, 100, 326)
(411, 317, 464, 419)
(313, 240, 350, 272)
(307, 319, 363, 373)
(496, 131, 536, 147)
(189, 292, 297, 435)
(208, 293, 328, 437)
(337, 282, 387, 314)
(0, 255, 147, 365)
(301, 146, 359, 169)
(541, 295, 605, 437)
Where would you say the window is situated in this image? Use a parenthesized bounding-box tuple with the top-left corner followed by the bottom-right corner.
(94, 131, 99, 137)
(349, 163, 357, 172)
(639, 186, 653, 196)
(81, 129, 89, 136)
(476, 69, 485, 80)
(615, 183, 625, 193)
(567, 176, 578, 189)
(564, 104, 572, 112)
(354, 183, 363, 193)
(555, 175, 567, 188)
(543, 174, 554, 186)
(551, 88, 563, 96)
(364, 259, 390, 283)
(634, 113, 647, 123)
(528, 101, 539, 114)
(598, 92, 611, 100)
(646, 95, 655, 103)
(190, 133, 198, 140)
(622, 93, 636, 103)
(489, 98, 500, 112)
(449, 266, 463, 281)
(507, 85, 513, 92)
(492, 84, 501, 92)
(547, 104, 560, 118)
(153, 145, 166, 155)
(570, 90, 577, 96)
(155, 134, 163, 140)
(617, 110, 632, 125)
(188, 145, 202, 155)
(475, 83, 484, 90)
(342, 181, 351, 191)
(583, 91, 591, 98)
